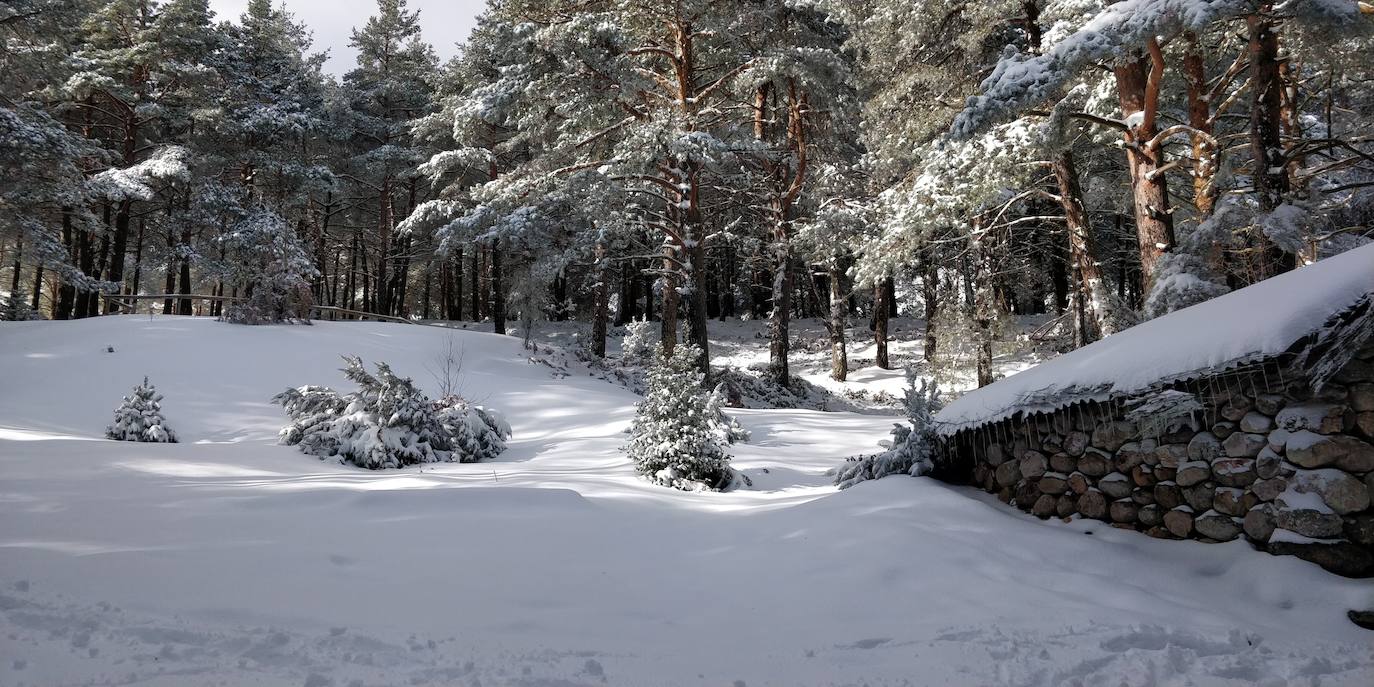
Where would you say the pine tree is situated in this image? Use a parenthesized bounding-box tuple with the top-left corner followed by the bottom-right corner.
(341, 0, 437, 318)
(0, 288, 40, 321)
(219, 207, 317, 324)
(273, 356, 510, 469)
(626, 343, 735, 491)
(106, 377, 178, 443)
(834, 367, 941, 489)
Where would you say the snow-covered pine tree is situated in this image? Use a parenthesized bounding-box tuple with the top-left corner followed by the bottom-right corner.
(273, 356, 510, 469)
(219, 207, 318, 324)
(435, 395, 511, 463)
(619, 317, 658, 362)
(106, 377, 178, 443)
(705, 381, 750, 445)
(625, 343, 735, 491)
(834, 367, 942, 489)
(0, 289, 40, 321)
(340, 0, 437, 319)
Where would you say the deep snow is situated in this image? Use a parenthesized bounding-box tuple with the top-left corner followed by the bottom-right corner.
(938, 242, 1374, 433)
(1, 316, 1372, 686)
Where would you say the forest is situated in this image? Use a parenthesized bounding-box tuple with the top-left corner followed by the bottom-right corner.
(3, 0, 1373, 385)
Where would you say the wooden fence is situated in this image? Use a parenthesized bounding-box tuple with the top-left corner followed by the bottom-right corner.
(101, 293, 422, 325)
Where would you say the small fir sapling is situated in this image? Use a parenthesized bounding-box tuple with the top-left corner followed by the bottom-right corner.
(625, 343, 737, 491)
(106, 377, 178, 443)
(620, 317, 658, 362)
(219, 208, 318, 325)
(834, 367, 942, 489)
(0, 289, 39, 321)
(273, 356, 510, 469)
(705, 382, 750, 445)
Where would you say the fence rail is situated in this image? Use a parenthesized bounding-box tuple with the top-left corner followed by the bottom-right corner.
(101, 293, 423, 325)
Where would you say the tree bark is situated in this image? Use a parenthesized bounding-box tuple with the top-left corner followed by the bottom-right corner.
(471, 244, 482, 321)
(55, 210, 75, 320)
(30, 262, 44, 313)
(1052, 153, 1113, 342)
(8, 234, 21, 296)
(1114, 45, 1175, 293)
(971, 222, 995, 388)
(591, 240, 609, 358)
(766, 234, 793, 386)
(1183, 35, 1219, 220)
(1247, 8, 1296, 278)
(490, 239, 505, 335)
(129, 218, 145, 302)
(922, 257, 939, 364)
(874, 275, 891, 370)
(828, 261, 848, 381)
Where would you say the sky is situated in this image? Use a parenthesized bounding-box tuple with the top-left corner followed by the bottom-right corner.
(208, 0, 486, 76)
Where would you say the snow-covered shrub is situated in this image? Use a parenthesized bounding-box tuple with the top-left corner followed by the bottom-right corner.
(625, 343, 735, 491)
(0, 290, 39, 321)
(106, 377, 178, 443)
(834, 368, 942, 489)
(272, 356, 510, 469)
(220, 207, 317, 325)
(435, 395, 511, 461)
(705, 382, 750, 445)
(620, 317, 658, 361)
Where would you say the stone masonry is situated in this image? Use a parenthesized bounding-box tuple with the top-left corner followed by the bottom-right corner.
(946, 343, 1374, 577)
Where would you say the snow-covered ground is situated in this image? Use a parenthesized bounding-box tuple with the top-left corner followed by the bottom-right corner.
(1, 316, 1372, 687)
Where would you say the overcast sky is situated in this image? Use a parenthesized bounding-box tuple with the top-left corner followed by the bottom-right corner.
(208, 0, 486, 76)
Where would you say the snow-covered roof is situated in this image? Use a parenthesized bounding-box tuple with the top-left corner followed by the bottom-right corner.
(935, 243, 1374, 435)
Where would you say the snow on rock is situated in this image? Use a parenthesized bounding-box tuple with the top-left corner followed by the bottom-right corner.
(1, 317, 1373, 685)
(936, 242, 1374, 434)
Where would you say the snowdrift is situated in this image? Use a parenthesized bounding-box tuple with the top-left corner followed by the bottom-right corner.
(1, 316, 1372, 686)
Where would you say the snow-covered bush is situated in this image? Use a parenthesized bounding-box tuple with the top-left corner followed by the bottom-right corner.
(272, 356, 510, 469)
(106, 377, 178, 443)
(834, 368, 941, 489)
(625, 343, 736, 491)
(620, 317, 658, 361)
(0, 290, 39, 321)
(705, 381, 750, 445)
(220, 207, 317, 325)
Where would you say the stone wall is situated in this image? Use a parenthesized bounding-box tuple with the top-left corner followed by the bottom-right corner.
(945, 346, 1374, 577)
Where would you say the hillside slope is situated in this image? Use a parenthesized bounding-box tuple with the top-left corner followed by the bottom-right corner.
(1, 317, 1371, 687)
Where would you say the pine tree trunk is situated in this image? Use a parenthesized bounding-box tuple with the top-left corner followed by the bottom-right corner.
(104, 200, 132, 314)
(971, 222, 995, 388)
(828, 261, 847, 381)
(471, 244, 482, 321)
(491, 239, 505, 335)
(922, 258, 939, 364)
(73, 230, 95, 319)
(1052, 152, 1112, 342)
(1183, 35, 1219, 220)
(766, 229, 792, 387)
(346, 234, 358, 313)
(451, 249, 463, 320)
(8, 234, 21, 296)
(130, 218, 145, 301)
(660, 244, 679, 359)
(375, 180, 392, 315)
(1049, 239, 1069, 315)
(620, 261, 638, 325)
(163, 227, 176, 316)
(874, 275, 891, 370)
(421, 258, 432, 319)
(30, 262, 44, 313)
(1114, 47, 1175, 293)
(591, 240, 609, 358)
(1247, 9, 1295, 278)
(55, 210, 75, 320)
